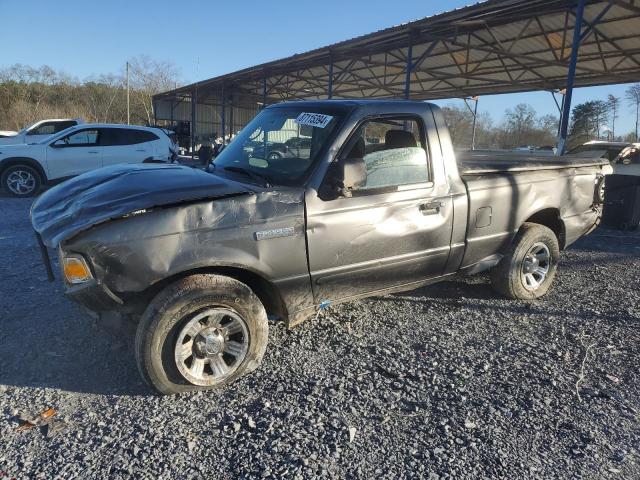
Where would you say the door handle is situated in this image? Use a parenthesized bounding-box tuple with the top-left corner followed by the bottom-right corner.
(135, 149, 146, 152)
(88, 150, 99, 154)
(419, 201, 444, 215)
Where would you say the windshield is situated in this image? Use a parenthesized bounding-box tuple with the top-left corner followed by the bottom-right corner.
(17, 123, 36, 135)
(36, 125, 78, 144)
(213, 107, 343, 186)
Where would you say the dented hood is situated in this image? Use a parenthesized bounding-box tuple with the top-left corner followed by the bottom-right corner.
(31, 163, 256, 247)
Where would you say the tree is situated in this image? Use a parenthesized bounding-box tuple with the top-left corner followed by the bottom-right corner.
(442, 102, 555, 149)
(0, 60, 180, 130)
(592, 100, 609, 139)
(502, 103, 538, 147)
(441, 104, 493, 149)
(537, 114, 559, 136)
(127, 55, 180, 125)
(626, 84, 640, 141)
(569, 100, 610, 147)
(607, 94, 620, 139)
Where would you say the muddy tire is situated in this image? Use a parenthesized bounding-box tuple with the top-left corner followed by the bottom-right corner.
(490, 223, 560, 300)
(135, 274, 268, 395)
(2, 164, 42, 197)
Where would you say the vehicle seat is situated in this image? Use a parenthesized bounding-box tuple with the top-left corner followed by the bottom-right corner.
(385, 130, 417, 149)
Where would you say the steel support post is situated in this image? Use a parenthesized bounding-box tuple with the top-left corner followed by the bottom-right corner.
(262, 73, 267, 108)
(191, 89, 197, 159)
(471, 97, 478, 150)
(404, 33, 414, 100)
(557, 0, 586, 155)
(221, 86, 226, 145)
(328, 55, 334, 99)
(153, 99, 157, 126)
(464, 97, 479, 150)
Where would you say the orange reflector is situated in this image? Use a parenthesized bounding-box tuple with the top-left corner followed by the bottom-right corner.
(63, 256, 92, 283)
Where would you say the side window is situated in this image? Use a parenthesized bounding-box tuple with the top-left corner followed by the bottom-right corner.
(62, 129, 99, 146)
(100, 128, 158, 146)
(54, 121, 77, 133)
(28, 122, 56, 136)
(349, 117, 429, 192)
(100, 128, 127, 146)
(132, 130, 159, 144)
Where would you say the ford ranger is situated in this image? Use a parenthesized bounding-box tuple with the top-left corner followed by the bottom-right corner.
(31, 100, 611, 394)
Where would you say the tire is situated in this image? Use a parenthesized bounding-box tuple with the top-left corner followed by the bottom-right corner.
(268, 151, 283, 160)
(135, 274, 269, 394)
(1, 164, 42, 197)
(490, 223, 560, 300)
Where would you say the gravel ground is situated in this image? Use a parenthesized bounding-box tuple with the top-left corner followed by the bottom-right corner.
(1, 196, 639, 479)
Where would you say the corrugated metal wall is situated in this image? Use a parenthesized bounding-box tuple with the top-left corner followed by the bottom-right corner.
(155, 98, 260, 142)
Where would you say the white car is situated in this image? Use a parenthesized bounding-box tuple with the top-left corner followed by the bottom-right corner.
(0, 124, 177, 197)
(0, 118, 83, 145)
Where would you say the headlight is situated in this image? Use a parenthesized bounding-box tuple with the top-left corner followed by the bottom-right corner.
(62, 255, 93, 284)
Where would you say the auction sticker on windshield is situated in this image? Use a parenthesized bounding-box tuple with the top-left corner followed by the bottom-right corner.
(295, 112, 333, 129)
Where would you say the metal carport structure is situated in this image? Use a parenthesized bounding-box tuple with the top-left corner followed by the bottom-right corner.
(153, 0, 640, 152)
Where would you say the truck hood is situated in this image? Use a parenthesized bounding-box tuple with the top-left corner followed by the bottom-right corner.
(0, 141, 42, 153)
(0, 134, 28, 146)
(31, 163, 257, 247)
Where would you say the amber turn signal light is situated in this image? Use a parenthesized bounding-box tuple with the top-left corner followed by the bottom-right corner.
(63, 256, 92, 284)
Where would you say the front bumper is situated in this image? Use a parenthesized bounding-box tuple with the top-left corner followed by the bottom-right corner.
(65, 278, 124, 312)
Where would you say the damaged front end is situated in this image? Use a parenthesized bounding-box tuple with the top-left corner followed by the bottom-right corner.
(31, 163, 312, 322)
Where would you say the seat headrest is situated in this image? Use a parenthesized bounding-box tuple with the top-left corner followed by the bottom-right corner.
(385, 130, 417, 149)
(346, 137, 365, 158)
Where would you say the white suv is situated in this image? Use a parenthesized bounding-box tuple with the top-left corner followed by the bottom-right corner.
(0, 124, 177, 197)
(0, 119, 83, 145)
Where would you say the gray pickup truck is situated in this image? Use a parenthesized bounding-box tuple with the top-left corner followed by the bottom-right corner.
(31, 100, 610, 394)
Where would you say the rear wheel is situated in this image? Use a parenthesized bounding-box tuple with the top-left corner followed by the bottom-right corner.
(490, 223, 560, 299)
(135, 274, 269, 394)
(2, 164, 42, 197)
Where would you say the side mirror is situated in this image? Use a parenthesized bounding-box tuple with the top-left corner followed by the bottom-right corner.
(51, 139, 66, 148)
(339, 157, 367, 197)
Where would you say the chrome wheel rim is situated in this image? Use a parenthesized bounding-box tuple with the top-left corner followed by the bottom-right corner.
(174, 308, 249, 386)
(521, 242, 551, 291)
(7, 169, 36, 195)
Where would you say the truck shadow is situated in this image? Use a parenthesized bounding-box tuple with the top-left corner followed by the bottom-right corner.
(403, 277, 497, 300)
(0, 298, 153, 396)
(571, 227, 640, 254)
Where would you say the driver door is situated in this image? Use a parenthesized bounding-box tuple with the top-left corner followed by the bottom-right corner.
(46, 128, 103, 179)
(305, 116, 454, 303)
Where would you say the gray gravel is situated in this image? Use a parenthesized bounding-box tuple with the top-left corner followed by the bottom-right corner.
(1, 196, 639, 479)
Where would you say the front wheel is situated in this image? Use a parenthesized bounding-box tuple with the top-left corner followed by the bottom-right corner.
(2, 164, 42, 197)
(135, 274, 268, 394)
(490, 223, 560, 300)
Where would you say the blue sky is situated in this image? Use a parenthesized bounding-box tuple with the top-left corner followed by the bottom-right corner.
(1, 0, 638, 134)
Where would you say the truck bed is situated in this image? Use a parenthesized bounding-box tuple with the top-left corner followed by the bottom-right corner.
(454, 149, 608, 272)
(456, 150, 609, 175)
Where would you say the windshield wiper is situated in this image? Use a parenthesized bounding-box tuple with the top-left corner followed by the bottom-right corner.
(222, 166, 272, 188)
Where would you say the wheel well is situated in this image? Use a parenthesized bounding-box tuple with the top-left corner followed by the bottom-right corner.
(0, 157, 47, 183)
(524, 208, 566, 249)
(135, 266, 288, 321)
